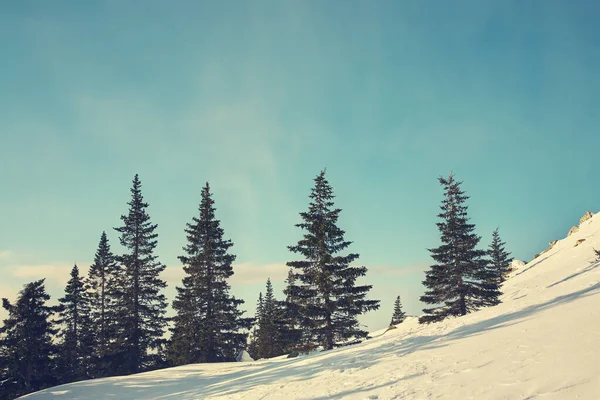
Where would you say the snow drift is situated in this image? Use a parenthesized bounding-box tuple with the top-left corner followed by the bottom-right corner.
(21, 213, 600, 399)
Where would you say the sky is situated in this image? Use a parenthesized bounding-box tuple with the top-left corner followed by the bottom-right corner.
(1, 0, 599, 332)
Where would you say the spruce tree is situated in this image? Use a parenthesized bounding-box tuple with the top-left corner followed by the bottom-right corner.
(287, 170, 380, 350)
(488, 228, 513, 284)
(390, 295, 406, 326)
(249, 292, 264, 360)
(282, 268, 302, 329)
(247, 292, 264, 360)
(256, 292, 264, 326)
(255, 279, 283, 359)
(0, 280, 57, 400)
(87, 231, 119, 376)
(169, 183, 252, 364)
(246, 327, 259, 361)
(114, 174, 168, 374)
(278, 269, 303, 354)
(420, 173, 500, 324)
(56, 264, 95, 383)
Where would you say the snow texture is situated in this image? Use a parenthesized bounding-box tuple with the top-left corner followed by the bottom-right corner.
(21, 213, 600, 399)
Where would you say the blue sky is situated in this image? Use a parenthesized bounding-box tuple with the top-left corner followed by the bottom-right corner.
(1, 1, 599, 331)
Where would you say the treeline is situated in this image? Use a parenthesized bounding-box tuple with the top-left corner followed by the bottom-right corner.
(0, 170, 512, 399)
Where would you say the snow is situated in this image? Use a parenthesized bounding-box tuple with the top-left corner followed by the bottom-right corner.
(235, 350, 254, 362)
(21, 213, 600, 399)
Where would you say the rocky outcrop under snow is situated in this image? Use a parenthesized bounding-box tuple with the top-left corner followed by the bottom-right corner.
(579, 211, 593, 225)
(568, 211, 595, 237)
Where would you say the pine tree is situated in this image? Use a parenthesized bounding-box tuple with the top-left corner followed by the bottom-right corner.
(249, 292, 264, 360)
(169, 183, 252, 364)
(246, 327, 259, 361)
(390, 295, 406, 326)
(247, 292, 264, 360)
(87, 231, 119, 377)
(287, 170, 380, 350)
(420, 174, 500, 324)
(56, 264, 95, 383)
(0, 280, 57, 400)
(256, 292, 264, 326)
(255, 279, 283, 359)
(488, 228, 513, 284)
(114, 174, 168, 374)
(282, 268, 299, 323)
(278, 269, 303, 354)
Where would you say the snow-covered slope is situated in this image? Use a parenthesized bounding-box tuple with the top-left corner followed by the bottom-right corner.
(22, 213, 600, 399)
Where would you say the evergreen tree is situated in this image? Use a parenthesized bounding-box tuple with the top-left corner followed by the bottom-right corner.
(248, 292, 264, 360)
(87, 231, 119, 377)
(282, 268, 299, 324)
(488, 228, 513, 284)
(256, 292, 264, 326)
(263, 280, 276, 318)
(169, 183, 252, 364)
(287, 170, 380, 350)
(278, 269, 303, 354)
(247, 292, 264, 360)
(390, 295, 406, 326)
(0, 280, 57, 400)
(246, 327, 259, 361)
(114, 174, 168, 374)
(255, 279, 283, 359)
(56, 264, 95, 383)
(420, 174, 500, 324)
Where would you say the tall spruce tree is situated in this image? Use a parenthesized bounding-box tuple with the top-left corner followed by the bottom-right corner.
(255, 279, 283, 359)
(56, 264, 95, 383)
(0, 280, 57, 400)
(287, 170, 380, 350)
(488, 228, 513, 284)
(420, 174, 500, 324)
(390, 295, 406, 326)
(88, 231, 119, 377)
(169, 183, 252, 364)
(114, 174, 168, 374)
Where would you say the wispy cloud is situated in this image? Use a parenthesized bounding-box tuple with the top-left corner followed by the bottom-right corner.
(369, 264, 428, 278)
(10, 263, 84, 287)
(0, 251, 12, 260)
(0, 282, 19, 322)
(0, 283, 18, 302)
(0, 261, 84, 320)
(2, 256, 425, 331)
(163, 262, 288, 288)
(231, 262, 288, 286)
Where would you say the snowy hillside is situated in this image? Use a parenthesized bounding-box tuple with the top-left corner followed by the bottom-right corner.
(22, 213, 600, 399)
